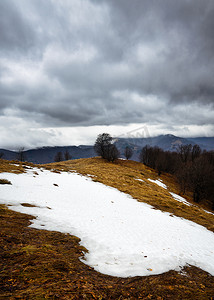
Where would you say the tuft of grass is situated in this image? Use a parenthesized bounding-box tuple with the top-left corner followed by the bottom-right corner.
(21, 203, 38, 208)
(0, 159, 40, 174)
(22, 245, 38, 255)
(0, 178, 12, 185)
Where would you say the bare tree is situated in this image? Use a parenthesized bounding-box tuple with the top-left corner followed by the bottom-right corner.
(64, 150, 72, 160)
(94, 133, 112, 158)
(139, 144, 214, 210)
(203, 150, 214, 165)
(139, 145, 151, 166)
(175, 163, 190, 194)
(17, 147, 26, 162)
(189, 156, 212, 203)
(105, 144, 120, 162)
(54, 151, 63, 162)
(139, 145, 162, 169)
(155, 150, 167, 176)
(124, 146, 133, 160)
(191, 144, 201, 162)
(94, 133, 119, 162)
(177, 144, 192, 164)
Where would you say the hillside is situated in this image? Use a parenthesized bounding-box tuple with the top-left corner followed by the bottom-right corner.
(43, 158, 213, 230)
(0, 158, 214, 299)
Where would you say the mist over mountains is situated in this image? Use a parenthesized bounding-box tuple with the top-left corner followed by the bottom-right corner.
(1, 135, 214, 164)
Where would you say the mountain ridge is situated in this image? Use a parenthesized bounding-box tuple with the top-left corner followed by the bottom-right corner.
(0, 134, 213, 164)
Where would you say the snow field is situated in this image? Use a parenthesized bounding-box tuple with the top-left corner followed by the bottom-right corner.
(0, 168, 214, 277)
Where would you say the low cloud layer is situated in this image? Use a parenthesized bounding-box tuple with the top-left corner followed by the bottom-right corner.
(0, 0, 214, 149)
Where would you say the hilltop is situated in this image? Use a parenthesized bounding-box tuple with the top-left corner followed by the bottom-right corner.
(0, 158, 214, 299)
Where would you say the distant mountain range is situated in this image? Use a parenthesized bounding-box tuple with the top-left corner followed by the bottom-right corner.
(0, 145, 95, 164)
(115, 134, 214, 161)
(0, 134, 214, 164)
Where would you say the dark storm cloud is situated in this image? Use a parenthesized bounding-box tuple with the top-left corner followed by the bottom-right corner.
(0, 1, 34, 52)
(103, 0, 214, 105)
(0, 0, 214, 146)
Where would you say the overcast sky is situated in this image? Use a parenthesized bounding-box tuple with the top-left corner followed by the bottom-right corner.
(0, 0, 214, 150)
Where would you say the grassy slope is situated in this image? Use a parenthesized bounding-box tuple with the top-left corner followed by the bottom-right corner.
(44, 157, 214, 231)
(0, 158, 214, 299)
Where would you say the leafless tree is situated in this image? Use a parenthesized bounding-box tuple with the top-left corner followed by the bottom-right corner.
(177, 144, 192, 164)
(139, 145, 162, 169)
(94, 133, 112, 158)
(124, 146, 133, 160)
(175, 163, 190, 194)
(139, 145, 152, 166)
(191, 144, 201, 162)
(54, 151, 63, 162)
(139, 144, 214, 210)
(17, 147, 26, 162)
(94, 133, 119, 162)
(64, 150, 72, 160)
(189, 156, 212, 203)
(105, 144, 120, 162)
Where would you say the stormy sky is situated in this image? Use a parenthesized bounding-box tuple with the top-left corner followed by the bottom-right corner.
(0, 0, 214, 149)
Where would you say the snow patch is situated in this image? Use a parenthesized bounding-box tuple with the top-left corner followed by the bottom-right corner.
(0, 169, 214, 277)
(148, 178, 167, 189)
(204, 209, 214, 216)
(169, 192, 192, 206)
(135, 178, 144, 183)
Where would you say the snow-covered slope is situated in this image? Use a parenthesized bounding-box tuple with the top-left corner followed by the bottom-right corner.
(0, 168, 214, 277)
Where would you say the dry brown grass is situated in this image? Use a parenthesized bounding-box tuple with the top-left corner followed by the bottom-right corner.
(1, 158, 214, 299)
(0, 178, 12, 185)
(0, 159, 37, 174)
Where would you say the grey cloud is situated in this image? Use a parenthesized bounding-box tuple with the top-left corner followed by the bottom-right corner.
(0, 0, 214, 149)
(103, 0, 214, 103)
(0, 0, 36, 56)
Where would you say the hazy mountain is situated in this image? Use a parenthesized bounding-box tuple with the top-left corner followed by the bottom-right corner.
(0, 135, 213, 163)
(115, 134, 214, 160)
(0, 146, 95, 164)
(188, 137, 214, 151)
(0, 149, 17, 161)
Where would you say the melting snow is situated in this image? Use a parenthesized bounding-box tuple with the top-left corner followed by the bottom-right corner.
(135, 178, 144, 183)
(0, 169, 214, 277)
(204, 210, 214, 216)
(148, 178, 167, 189)
(169, 192, 192, 206)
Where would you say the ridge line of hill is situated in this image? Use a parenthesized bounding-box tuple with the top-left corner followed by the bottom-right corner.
(0, 134, 214, 164)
